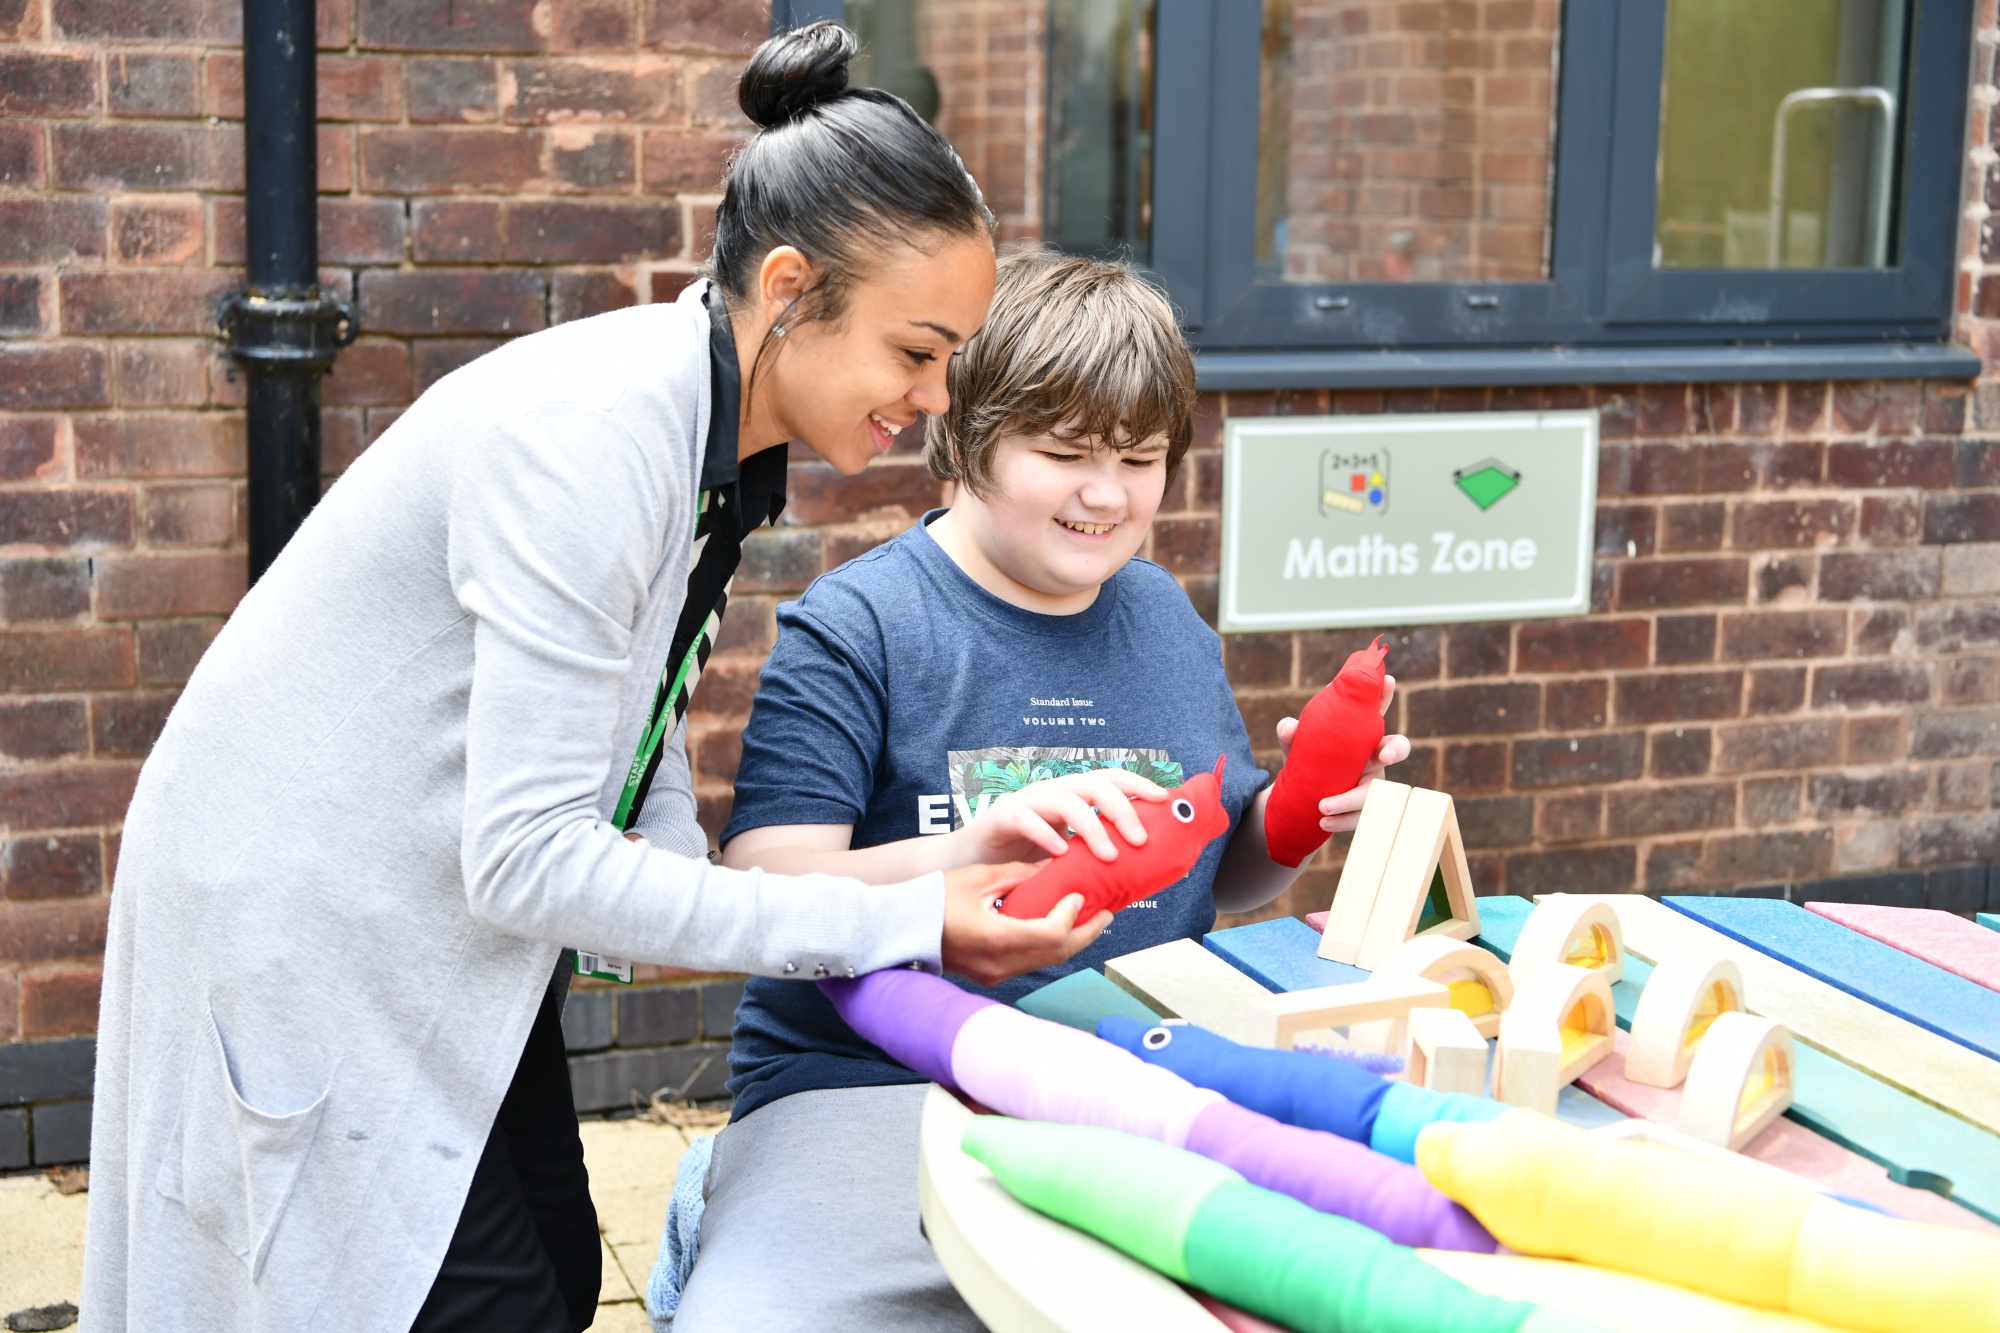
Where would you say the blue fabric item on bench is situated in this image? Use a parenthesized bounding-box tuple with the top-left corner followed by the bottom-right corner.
(646, 1132, 714, 1332)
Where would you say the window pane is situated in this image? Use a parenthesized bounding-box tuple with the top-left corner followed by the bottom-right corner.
(1255, 0, 1560, 284)
(847, 0, 1154, 258)
(1655, 0, 1909, 270)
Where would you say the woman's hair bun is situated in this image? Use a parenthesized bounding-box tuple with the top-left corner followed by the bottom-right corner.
(739, 21, 857, 130)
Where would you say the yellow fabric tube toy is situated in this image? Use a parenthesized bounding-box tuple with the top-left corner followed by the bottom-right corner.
(1416, 1111, 2000, 1333)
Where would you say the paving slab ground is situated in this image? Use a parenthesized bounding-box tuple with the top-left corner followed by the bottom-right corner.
(0, 1117, 705, 1331)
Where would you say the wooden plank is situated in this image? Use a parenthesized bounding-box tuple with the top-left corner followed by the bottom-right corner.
(1666, 895, 2000, 1062)
(1204, 918, 1369, 992)
(1585, 893, 2000, 1128)
(1105, 939, 1274, 1045)
(1246, 975, 1448, 1049)
(1577, 1033, 1999, 1233)
(916, 1085, 1228, 1333)
(1804, 902, 2000, 993)
(1318, 779, 1408, 963)
(1015, 967, 1163, 1032)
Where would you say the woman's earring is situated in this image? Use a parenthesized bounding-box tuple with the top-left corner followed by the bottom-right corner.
(773, 323, 788, 338)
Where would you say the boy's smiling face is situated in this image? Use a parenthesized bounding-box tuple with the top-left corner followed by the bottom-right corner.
(933, 428, 1170, 615)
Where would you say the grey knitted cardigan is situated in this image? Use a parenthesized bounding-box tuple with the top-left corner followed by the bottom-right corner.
(80, 283, 944, 1332)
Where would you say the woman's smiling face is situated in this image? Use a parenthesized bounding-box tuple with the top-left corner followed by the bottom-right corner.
(764, 234, 997, 474)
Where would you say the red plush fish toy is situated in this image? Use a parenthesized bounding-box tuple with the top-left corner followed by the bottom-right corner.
(997, 757, 1232, 920)
(1263, 636, 1390, 868)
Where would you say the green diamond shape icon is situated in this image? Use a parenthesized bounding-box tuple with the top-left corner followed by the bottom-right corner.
(1453, 458, 1521, 511)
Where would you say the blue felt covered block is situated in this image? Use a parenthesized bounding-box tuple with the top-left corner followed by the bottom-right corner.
(1203, 917, 1369, 991)
(1015, 967, 1160, 1031)
(1979, 912, 2000, 936)
(1469, 895, 1533, 958)
(1665, 895, 2000, 1062)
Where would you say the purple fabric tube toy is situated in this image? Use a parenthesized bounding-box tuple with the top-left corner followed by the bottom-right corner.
(818, 966, 995, 1086)
(819, 969, 1496, 1253)
(1184, 1100, 1495, 1252)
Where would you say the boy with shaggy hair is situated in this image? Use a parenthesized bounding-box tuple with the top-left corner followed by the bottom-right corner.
(667, 249, 1408, 1331)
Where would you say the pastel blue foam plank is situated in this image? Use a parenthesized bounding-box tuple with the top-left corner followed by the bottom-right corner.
(1553, 1083, 1630, 1130)
(1478, 896, 2000, 1221)
(1666, 895, 2000, 1062)
(1981, 913, 2000, 935)
(1786, 1041, 2000, 1223)
(1016, 966, 1161, 1031)
(1203, 917, 1369, 992)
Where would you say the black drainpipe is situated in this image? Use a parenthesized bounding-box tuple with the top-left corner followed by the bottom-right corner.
(221, 0, 357, 582)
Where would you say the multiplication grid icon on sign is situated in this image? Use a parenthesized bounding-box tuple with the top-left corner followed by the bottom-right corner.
(1320, 449, 1389, 516)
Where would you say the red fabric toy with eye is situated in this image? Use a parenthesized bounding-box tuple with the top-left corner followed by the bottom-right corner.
(997, 757, 1232, 920)
(1262, 636, 1389, 868)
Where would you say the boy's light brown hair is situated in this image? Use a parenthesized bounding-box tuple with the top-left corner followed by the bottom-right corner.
(924, 247, 1197, 496)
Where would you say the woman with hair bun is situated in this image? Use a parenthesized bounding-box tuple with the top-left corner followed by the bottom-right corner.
(80, 23, 1091, 1333)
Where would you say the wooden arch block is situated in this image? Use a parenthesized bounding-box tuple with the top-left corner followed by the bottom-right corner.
(1318, 782, 1481, 968)
(1370, 935, 1516, 1039)
(1508, 895, 1625, 985)
(1676, 1012, 1796, 1151)
(1496, 964, 1615, 1114)
(1624, 953, 1745, 1089)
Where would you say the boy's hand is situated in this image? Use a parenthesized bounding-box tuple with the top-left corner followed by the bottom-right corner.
(940, 862, 1112, 987)
(953, 769, 1170, 867)
(1274, 672, 1411, 835)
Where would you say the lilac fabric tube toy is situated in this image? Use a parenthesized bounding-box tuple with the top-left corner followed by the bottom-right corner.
(818, 970, 1494, 1252)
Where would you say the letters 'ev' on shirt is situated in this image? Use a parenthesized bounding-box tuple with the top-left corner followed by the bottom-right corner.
(722, 512, 1267, 1120)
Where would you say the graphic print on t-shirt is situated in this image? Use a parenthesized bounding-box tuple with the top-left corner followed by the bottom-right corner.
(921, 746, 1184, 835)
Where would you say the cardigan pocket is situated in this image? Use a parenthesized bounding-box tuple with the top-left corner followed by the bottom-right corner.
(155, 1006, 330, 1280)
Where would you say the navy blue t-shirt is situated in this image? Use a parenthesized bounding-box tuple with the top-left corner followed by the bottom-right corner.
(722, 512, 1265, 1120)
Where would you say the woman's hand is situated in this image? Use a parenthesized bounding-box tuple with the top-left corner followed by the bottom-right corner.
(939, 862, 1112, 987)
(1275, 672, 1411, 835)
(947, 768, 1170, 868)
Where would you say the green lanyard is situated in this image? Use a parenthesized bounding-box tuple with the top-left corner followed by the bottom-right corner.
(611, 493, 715, 832)
(612, 605, 719, 830)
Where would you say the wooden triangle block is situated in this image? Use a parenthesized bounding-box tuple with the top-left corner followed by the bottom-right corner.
(1318, 780, 1409, 964)
(1318, 782, 1482, 967)
(1357, 787, 1481, 969)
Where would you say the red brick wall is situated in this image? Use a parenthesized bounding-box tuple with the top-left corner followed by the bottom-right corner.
(3, 0, 1999, 1070)
(0, 0, 767, 1045)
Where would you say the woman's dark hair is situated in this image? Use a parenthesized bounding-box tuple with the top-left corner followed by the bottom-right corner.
(710, 21, 994, 339)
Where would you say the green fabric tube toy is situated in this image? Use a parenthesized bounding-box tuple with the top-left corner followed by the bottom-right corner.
(960, 1116, 1606, 1333)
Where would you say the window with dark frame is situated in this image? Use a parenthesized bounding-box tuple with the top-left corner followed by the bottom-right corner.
(776, 0, 1978, 384)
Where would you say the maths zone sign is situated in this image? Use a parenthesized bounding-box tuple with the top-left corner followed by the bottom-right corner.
(1219, 411, 1599, 633)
